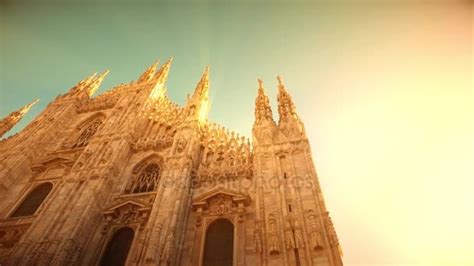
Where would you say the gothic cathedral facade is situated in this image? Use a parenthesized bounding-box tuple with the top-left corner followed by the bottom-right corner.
(0, 59, 343, 265)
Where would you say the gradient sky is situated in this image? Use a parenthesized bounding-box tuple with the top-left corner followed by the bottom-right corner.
(1, 0, 473, 264)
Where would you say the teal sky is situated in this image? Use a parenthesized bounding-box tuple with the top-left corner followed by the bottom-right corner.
(1, 0, 349, 136)
(1, 0, 473, 264)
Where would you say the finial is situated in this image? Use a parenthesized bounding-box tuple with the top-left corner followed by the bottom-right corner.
(277, 75, 284, 86)
(257, 78, 264, 90)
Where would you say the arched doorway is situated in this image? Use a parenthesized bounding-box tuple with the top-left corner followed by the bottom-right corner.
(100, 227, 135, 266)
(11, 182, 53, 217)
(203, 218, 234, 266)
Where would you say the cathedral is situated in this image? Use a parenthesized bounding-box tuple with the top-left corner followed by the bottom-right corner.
(0, 59, 343, 266)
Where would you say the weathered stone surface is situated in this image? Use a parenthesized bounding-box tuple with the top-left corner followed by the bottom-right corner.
(0, 60, 343, 266)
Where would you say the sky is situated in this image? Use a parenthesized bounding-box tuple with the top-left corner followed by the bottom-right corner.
(1, 0, 473, 264)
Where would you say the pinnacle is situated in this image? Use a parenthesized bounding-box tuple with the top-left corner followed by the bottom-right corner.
(277, 75, 284, 86)
(154, 57, 173, 83)
(138, 60, 160, 83)
(86, 70, 109, 96)
(20, 99, 40, 114)
(193, 66, 210, 96)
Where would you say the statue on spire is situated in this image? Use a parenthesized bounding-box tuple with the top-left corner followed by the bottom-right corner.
(0, 99, 39, 138)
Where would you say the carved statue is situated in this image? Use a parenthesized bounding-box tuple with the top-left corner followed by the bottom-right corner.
(284, 221, 295, 250)
(253, 223, 263, 253)
(176, 137, 187, 154)
(307, 210, 325, 249)
(161, 229, 175, 264)
(293, 220, 305, 248)
(267, 214, 280, 254)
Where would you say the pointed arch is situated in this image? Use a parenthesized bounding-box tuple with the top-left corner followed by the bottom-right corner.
(203, 218, 234, 266)
(100, 226, 135, 266)
(10, 182, 53, 217)
(76, 112, 106, 129)
(131, 153, 163, 174)
(74, 113, 106, 148)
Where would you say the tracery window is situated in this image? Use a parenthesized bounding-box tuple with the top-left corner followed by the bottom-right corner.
(10, 183, 53, 218)
(126, 163, 160, 194)
(75, 119, 102, 148)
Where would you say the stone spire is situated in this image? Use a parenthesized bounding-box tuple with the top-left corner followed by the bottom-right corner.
(276, 75, 305, 138)
(254, 78, 274, 125)
(138, 60, 160, 83)
(149, 58, 173, 100)
(86, 70, 109, 97)
(192, 66, 209, 99)
(276, 75, 299, 123)
(184, 67, 210, 124)
(69, 72, 97, 95)
(153, 57, 173, 85)
(0, 99, 39, 137)
(252, 78, 278, 146)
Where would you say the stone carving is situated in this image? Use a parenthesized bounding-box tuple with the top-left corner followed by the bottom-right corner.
(293, 220, 305, 248)
(102, 201, 151, 232)
(0, 227, 27, 248)
(197, 124, 253, 183)
(175, 136, 188, 154)
(324, 212, 339, 247)
(253, 222, 263, 253)
(284, 221, 295, 250)
(267, 214, 280, 254)
(209, 194, 233, 216)
(99, 146, 113, 165)
(160, 228, 175, 264)
(308, 210, 324, 250)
